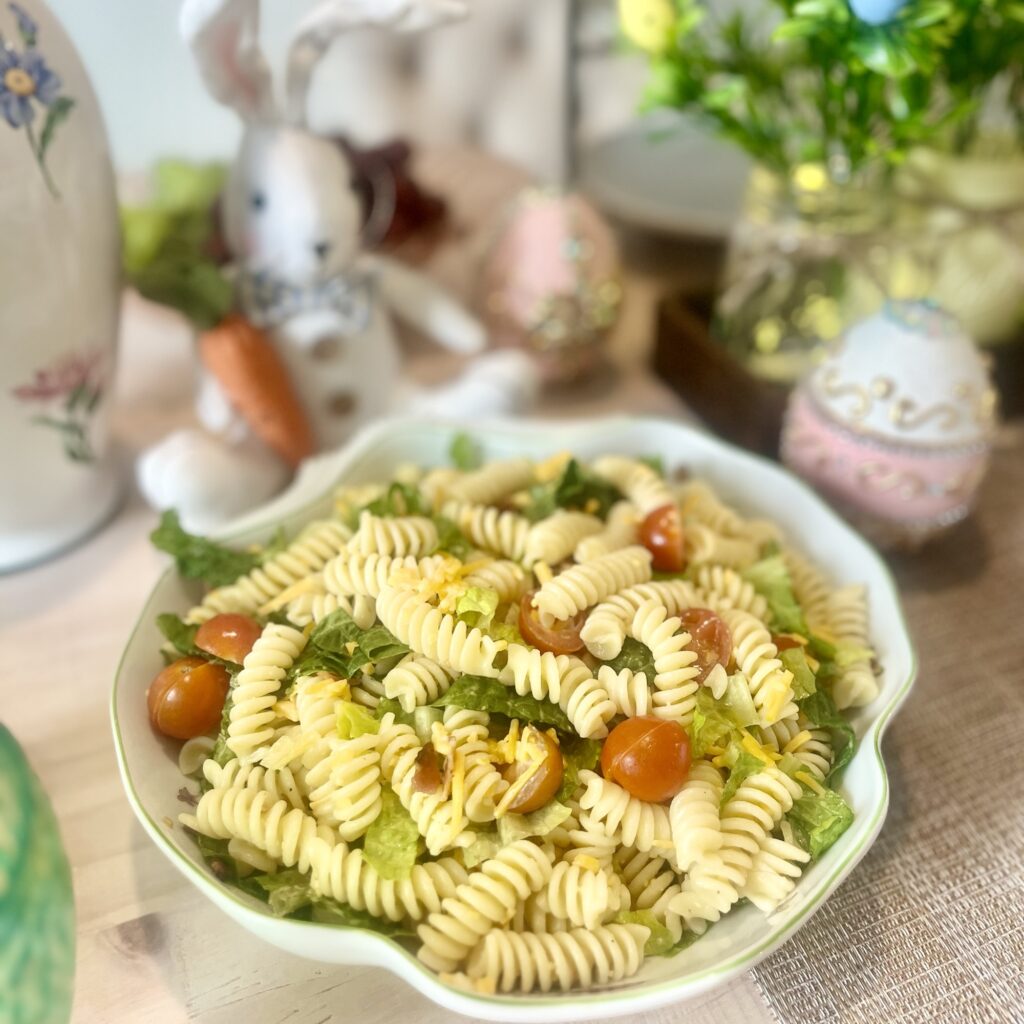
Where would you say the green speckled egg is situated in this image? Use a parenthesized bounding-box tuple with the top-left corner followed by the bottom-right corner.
(0, 725, 75, 1024)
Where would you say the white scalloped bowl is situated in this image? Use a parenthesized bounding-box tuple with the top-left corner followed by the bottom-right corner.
(111, 416, 917, 1022)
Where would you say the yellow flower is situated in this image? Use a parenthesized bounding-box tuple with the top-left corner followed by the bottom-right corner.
(618, 0, 676, 54)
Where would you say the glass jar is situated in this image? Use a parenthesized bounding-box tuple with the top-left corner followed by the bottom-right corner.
(713, 163, 932, 385)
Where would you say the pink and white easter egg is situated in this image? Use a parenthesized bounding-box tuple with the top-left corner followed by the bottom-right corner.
(781, 300, 998, 547)
(480, 188, 621, 384)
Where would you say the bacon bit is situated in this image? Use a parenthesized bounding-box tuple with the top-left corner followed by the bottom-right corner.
(772, 633, 806, 652)
(412, 743, 444, 794)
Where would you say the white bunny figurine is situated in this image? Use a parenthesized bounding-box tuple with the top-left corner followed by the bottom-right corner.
(137, 0, 538, 532)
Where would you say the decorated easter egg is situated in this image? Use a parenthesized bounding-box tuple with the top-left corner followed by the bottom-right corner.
(848, 0, 906, 25)
(480, 188, 622, 385)
(781, 300, 997, 547)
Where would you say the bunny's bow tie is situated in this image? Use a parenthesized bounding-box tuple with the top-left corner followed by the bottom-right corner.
(239, 270, 375, 332)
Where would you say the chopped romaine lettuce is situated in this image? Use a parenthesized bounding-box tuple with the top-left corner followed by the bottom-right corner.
(488, 620, 524, 646)
(780, 647, 817, 700)
(719, 739, 770, 805)
(556, 735, 603, 801)
(742, 555, 808, 636)
(798, 688, 856, 780)
(292, 609, 409, 681)
(689, 676, 758, 758)
(310, 897, 416, 939)
(336, 701, 380, 740)
(523, 459, 622, 522)
(156, 612, 200, 657)
(462, 832, 501, 868)
(434, 675, 573, 732)
(455, 587, 500, 630)
(606, 637, 656, 679)
(449, 432, 483, 471)
(363, 785, 421, 881)
(497, 801, 572, 845)
(150, 509, 261, 588)
(612, 910, 671, 955)
(430, 515, 471, 559)
(253, 868, 313, 916)
(787, 786, 854, 858)
(637, 454, 666, 477)
(374, 697, 416, 728)
(412, 706, 443, 744)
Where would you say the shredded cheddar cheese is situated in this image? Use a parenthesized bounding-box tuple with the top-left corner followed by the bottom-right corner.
(795, 770, 826, 795)
(783, 730, 814, 755)
(574, 854, 601, 872)
(258, 575, 322, 615)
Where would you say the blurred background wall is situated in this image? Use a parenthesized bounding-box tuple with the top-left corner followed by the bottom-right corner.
(48, 0, 649, 181)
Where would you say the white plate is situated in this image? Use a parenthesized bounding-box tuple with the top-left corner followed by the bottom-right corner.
(111, 415, 917, 1023)
(578, 115, 751, 239)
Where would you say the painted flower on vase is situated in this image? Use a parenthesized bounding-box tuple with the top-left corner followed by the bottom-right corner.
(1, 1, 74, 196)
(12, 348, 106, 463)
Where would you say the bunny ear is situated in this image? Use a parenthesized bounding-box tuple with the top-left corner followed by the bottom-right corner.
(284, 0, 468, 125)
(180, 0, 276, 120)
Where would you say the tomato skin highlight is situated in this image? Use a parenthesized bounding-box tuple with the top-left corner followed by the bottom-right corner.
(147, 656, 230, 740)
(503, 728, 564, 813)
(677, 608, 732, 683)
(600, 716, 691, 803)
(639, 504, 686, 573)
(195, 613, 262, 664)
(519, 592, 585, 655)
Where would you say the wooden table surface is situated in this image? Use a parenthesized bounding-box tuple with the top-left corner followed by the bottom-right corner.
(0, 148, 780, 1024)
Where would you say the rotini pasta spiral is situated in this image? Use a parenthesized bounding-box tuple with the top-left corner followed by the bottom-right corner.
(574, 500, 639, 562)
(597, 665, 651, 717)
(323, 551, 441, 598)
(532, 546, 652, 624)
(351, 511, 439, 558)
(739, 835, 811, 912)
(416, 840, 555, 972)
(186, 519, 352, 624)
(201, 758, 305, 810)
(349, 672, 386, 709)
(304, 731, 382, 840)
(226, 623, 307, 762)
(523, 511, 603, 567)
(440, 707, 507, 822)
(684, 522, 759, 569)
(535, 860, 625, 930)
(784, 547, 832, 633)
(187, 786, 326, 872)
(509, 892, 569, 934)
(441, 500, 529, 561)
(757, 717, 833, 779)
(580, 579, 702, 660)
(720, 609, 796, 725)
(615, 848, 684, 942)
(500, 647, 616, 738)
(444, 457, 535, 506)
(629, 601, 700, 726)
(378, 719, 474, 855)
(578, 771, 672, 854)
(590, 455, 673, 515)
(670, 767, 801, 926)
(376, 585, 506, 678)
(383, 653, 455, 712)
(306, 835, 469, 921)
(465, 923, 649, 993)
(827, 585, 879, 710)
(669, 760, 724, 872)
(462, 559, 528, 603)
(691, 565, 769, 620)
(285, 588, 376, 630)
(561, 803, 619, 868)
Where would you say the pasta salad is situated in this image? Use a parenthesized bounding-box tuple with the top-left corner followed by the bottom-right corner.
(146, 441, 879, 995)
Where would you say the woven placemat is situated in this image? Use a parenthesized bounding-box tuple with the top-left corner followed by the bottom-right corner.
(750, 433, 1024, 1024)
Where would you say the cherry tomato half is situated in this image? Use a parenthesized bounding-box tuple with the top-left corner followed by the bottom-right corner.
(772, 633, 803, 652)
(519, 591, 586, 655)
(147, 656, 230, 740)
(677, 608, 732, 683)
(503, 727, 564, 813)
(600, 716, 691, 803)
(639, 504, 686, 573)
(195, 613, 262, 664)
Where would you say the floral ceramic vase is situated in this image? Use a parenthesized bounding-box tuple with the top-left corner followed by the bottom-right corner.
(0, 1, 121, 572)
(0, 724, 75, 1024)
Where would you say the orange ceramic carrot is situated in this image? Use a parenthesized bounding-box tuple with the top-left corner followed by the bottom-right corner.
(198, 314, 315, 468)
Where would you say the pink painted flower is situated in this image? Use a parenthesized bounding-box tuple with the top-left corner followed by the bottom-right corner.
(12, 349, 103, 402)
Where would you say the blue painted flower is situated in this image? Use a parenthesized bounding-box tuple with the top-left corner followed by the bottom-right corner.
(9, 2, 37, 44)
(0, 45, 60, 126)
